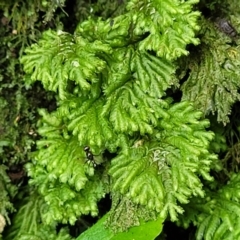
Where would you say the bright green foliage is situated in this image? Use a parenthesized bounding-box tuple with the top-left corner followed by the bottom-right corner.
(178, 173, 240, 240)
(4, 192, 73, 240)
(77, 0, 200, 60)
(126, 0, 200, 59)
(25, 110, 107, 224)
(21, 30, 112, 100)
(19, 0, 218, 231)
(4, 0, 240, 238)
(181, 17, 240, 124)
(109, 102, 217, 222)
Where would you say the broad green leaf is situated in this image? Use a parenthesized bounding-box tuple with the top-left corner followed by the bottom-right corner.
(77, 213, 163, 240)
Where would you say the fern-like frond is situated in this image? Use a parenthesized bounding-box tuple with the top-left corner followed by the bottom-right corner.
(178, 173, 240, 240)
(109, 102, 216, 221)
(68, 98, 115, 149)
(109, 148, 164, 212)
(26, 139, 107, 224)
(77, 0, 200, 60)
(21, 30, 111, 100)
(20, 0, 205, 232)
(24, 108, 108, 224)
(127, 0, 200, 60)
(131, 51, 178, 98)
(4, 192, 73, 240)
(103, 83, 172, 135)
(181, 18, 240, 124)
(40, 175, 105, 225)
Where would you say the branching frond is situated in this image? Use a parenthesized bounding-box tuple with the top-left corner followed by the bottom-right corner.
(21, 30, 111, 100)
(109, 101, 216, 221)
(4, 192, 73, 240)
(19, 0, 209, 232)
(178, 173, 240, 240)
(77, 0, 200, 60)
(181, 18, 240, 124)
(127, 0, 200, 60)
